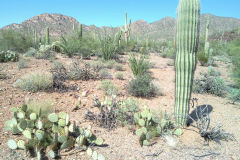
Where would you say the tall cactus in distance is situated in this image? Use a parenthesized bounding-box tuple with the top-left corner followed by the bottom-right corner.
(175, 0, 200, 126)
(78, 23, 83, 39)
(121, 12, 131, 44)
(46, 27, 50, 45)
(204, 16, 210, 55)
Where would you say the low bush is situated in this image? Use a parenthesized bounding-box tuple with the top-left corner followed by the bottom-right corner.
(229, 88, 240, 104)
(0, 50, 19, 62)
(114, 63, 124, 71)
(35, 45, 55, 60)
(128, 74, 157, 98)
(67, 62, 96, 81)
(198, 50, 209, 66)
(24, 47, 37, 57)
(115, 72, 124, 80)
(17, 58, 29, 69)
(98, 80, 119, 95)
(14, 71, 53, 92)
(99, 68, 112, 79)
(129, 54, 150, 77)
(193, 72, 226, 97)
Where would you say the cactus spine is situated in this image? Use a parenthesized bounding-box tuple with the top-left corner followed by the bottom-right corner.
(175, 0, 200, 126)
(46, 27, 50, 45)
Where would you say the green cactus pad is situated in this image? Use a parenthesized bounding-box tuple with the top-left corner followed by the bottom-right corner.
(95, 137, 104, 146)
(11, 107, 18, 113)
(58, 119, 66, 127)
(48, 113, 58, 123)
(156, 126, 162, 135)
(35, 130, 44, 141)
(36, 120, 43, 130)
(68, 122, 76, 133)
(64, 126, 69, 137)
(76, 135, 86, 146)
(60, 138, 75, 150)
(98, 153, 106, 160)
(52, 124, 58, 133)
(58, 112, 67, 119)
(84, 130, 92, 138)
(11, 118, 17, 125)
(141, 109, 149, 118)
(49, 150, 56, 159)
(21, 104, 28, 112)
(146, 132, 152, 140)
(65, 114, 70, 126)
(58, 135, 67, 144)
(29, 113, 37, 120)
(138, 119, 145, 127)
(17, 111, 25, 119)
(87, 147, 93, 156)
(174, 128, 183, 136)
(23, 130, 32, 139)
(161, 119, 167, 128)
(12, 125, 20, 134)
(4, 120, 13, 131)
(136, 128, 144, 138)
(17, 140, 25, 149)
(27, 120, 35, 128)
(92, 151, 98, 160)
(147, 113, 152, 121)
(8, 139, 18, 150)
(134, 113, 139, 122)
(19, 120, 27, 130)
(143, 140, 150, 146)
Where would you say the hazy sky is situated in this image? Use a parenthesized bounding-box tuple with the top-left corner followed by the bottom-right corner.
(0, 0, 239, 28)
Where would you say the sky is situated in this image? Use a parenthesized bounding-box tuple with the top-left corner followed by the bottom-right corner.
(0, 0, 239, 28)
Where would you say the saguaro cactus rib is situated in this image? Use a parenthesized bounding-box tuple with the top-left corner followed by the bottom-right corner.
(175, 0, 200, 126)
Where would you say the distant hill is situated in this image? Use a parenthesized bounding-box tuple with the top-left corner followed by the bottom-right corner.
(2, 13, 240, 41)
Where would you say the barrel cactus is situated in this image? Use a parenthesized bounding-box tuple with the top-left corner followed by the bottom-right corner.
(175, 0, 200, 126)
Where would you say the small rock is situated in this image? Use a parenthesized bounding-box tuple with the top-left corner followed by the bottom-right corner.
(164, 135, 178, 148)
(82, 91, 88, 97)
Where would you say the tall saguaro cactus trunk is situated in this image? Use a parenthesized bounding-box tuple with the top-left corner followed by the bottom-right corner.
(46, 27, 50, 45)
(175, 0, 200, 126)
(78, 23, 83, 39)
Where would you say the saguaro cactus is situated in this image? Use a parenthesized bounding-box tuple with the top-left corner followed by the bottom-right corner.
(175, 0, 200, 126)
(204, 16, 210, 55)
(46, 27, 50, 45)
(78, 23, 83, 39)
(121, 12, 131, 44)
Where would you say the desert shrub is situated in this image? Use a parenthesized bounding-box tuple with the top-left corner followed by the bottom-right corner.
(35, 45, 55, 60)
(14, 71, 53, 92)
(90, 61, 105, 72)
(99, 35, 118, 61)
(129, 54, 150, 77)
(0, 29, 34, 52)
(114, 63, 124, 71)
(0, 50, 19, 62)
(99, 68, 112, 79)
(98, 80, 118, 95)
(67, 62, 96, 81)
(115, 72, 124, 80)
(193, 72, 226, 97)
(229, 88, 240, 104)
(4, 103, 105, 159)
(17, 58, 29, 69)
(24, 47, 37, 57)
(198, 50, 209, 66)
(105, 60, 116, 69)
(128, 75, 157, 98)
(207, 67, 221, 76)
(229, 46, 240, 87)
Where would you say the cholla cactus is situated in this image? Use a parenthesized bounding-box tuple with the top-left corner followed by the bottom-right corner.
(175, 0, 200, 126)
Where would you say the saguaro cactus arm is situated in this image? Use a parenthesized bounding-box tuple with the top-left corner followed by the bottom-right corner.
(175, 0, 200, 126)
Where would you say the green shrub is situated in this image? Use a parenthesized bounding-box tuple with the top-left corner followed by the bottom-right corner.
(24, 47, 37, 57)
(14, 71, 53, 92)
(105, 60, 116, 69)
(115, 72, 124, 80)
(198, 50, 209, 66)
(193, 72, 226, 97)
(0, 50, 19, 62)
(35, 45, 55, 60)
(229, 89, 240, 104)
(90, 61, 105, 72)
(129, 54, 150, 77)
(99, 68, 112, 79)
(114, 63, 124, 71)
(67, 62, 96, 81)
(128, 75, 157, 98)
(0, 30, 34, 52)
(230, 46, 240, 87)
(99, 35, 118, 61)
(98, 80, 118, 95)
(17, 59, 29, 69)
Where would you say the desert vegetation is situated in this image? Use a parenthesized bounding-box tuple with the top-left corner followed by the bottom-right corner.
(0, 0, 240, 160)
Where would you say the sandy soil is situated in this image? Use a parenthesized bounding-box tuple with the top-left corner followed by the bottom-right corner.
(0, 53, 239, 160)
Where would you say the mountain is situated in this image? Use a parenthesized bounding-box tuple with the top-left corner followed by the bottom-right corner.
(2, 13, 240, 41)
